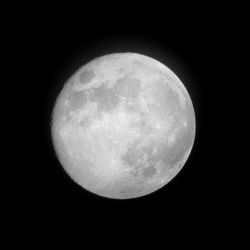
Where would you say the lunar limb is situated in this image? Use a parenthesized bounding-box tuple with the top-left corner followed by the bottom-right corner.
(52, 53, 196, 199)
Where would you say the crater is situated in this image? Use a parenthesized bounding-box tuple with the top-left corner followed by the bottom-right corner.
(79, 115, 93, 128)
(121, 141, 156, 173)
(114, 75, 141, 99)
(158, 140, 189, 173)
(89, 84, 120, 113)
(142, 165, 157, 178)
(166, 80, 186, 109)
(68, 90, 88, 111)
(78, 69, 95, 84)
(119, 185, 144, 197)
(121, 143, 143, 168)
(165, 84, 184, 113)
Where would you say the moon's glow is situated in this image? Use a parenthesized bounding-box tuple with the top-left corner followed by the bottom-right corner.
(52, 53, 195, 199)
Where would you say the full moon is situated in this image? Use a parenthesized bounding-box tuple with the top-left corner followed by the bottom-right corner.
(51, 53, 195, 199)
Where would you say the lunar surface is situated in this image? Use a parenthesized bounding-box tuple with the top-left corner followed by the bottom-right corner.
(51, 53, 195, 199)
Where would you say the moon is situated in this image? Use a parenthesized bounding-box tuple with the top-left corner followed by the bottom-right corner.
(51, 53, 196, 199)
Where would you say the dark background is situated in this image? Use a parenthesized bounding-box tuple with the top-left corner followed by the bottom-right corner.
(5, 2, 245, 245)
